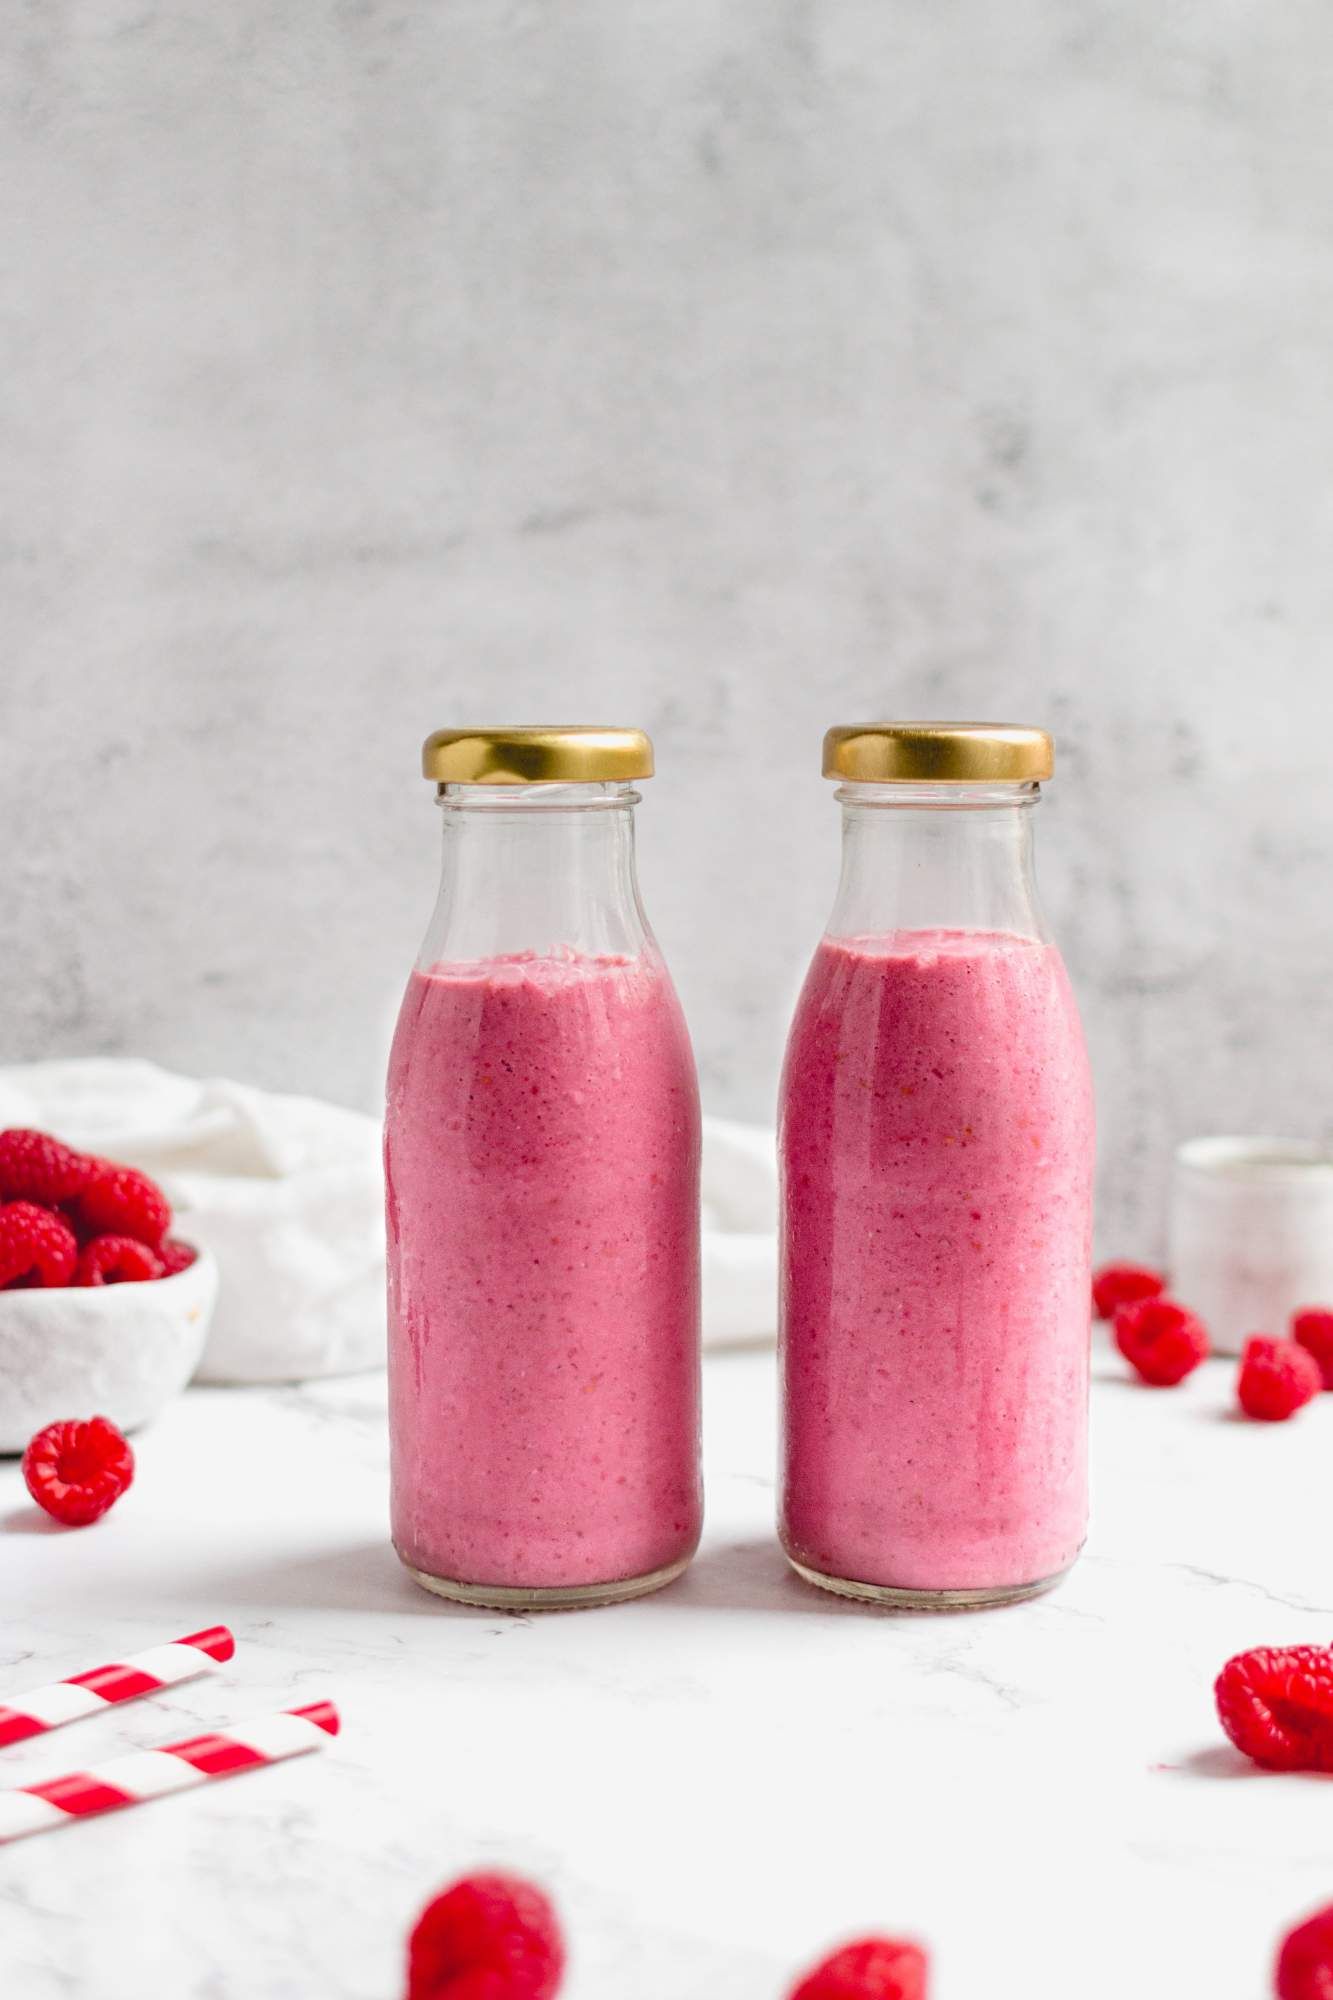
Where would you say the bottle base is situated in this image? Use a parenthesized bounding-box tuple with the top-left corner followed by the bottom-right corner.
(785, 1552, 1072, 1611)
(400, 1551, 692, 1612)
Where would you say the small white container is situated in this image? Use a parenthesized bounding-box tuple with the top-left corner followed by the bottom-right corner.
(1169, 1138, 1333, 1355)
(0, 1247, 219, 1453)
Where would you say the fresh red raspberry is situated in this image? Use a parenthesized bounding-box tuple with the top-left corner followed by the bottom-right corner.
(22, 1416, 135, 1527)
(1215, 1645, 1333, 1772)
(1277, 1903, 1333, 2000)
(407, 1872, 565, 2000)
(1292, 1308, 1333, 1391)
(56, 1199, 98, 1245)
(158, 1237, 198, 1277)
(75, 1235, 164, 1285)
(0, 1200, 78, 1288)
(0, 1127, 97, 1204)
(1113, 1295, 1209, 1385)
(787, 1938, 929, 2000)
(1092, 1260, 1166, 1320)
(77, 1164, 171, 1249)
(1237, 1336, 1323, 1421)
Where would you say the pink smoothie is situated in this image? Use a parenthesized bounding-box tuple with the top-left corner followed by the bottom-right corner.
(780, 928, 1093, 1593)
(386, 949, 702, 1593)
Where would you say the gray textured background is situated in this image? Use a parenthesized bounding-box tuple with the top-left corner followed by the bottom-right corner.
(3, 2, 1332, 1255)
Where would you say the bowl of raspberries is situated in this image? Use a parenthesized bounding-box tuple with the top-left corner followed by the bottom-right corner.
(0, 1128, 218, 1452)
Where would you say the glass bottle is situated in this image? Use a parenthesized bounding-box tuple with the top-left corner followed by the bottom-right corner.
(779, 723, 1094, 1607)
(385, 727, 702, 1609)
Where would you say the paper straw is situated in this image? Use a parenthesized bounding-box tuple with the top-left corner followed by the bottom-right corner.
(0, 1700, 339, 1844)
(0, 1628, 236, 1749)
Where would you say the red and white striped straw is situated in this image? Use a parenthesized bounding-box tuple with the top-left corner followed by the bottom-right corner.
(0, 1700, 339, 1844)
(0, 1628, 235, 1749)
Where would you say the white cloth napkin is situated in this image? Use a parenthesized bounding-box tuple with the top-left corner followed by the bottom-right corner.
(0, 1059, 777, 1381)
(698, 1115, 780, 1346)
(0, 1060, 385, 1383)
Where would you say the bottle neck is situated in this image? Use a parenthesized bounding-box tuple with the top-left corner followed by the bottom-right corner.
(416, 781, 653, 967)
(826, 781, 1047, 942)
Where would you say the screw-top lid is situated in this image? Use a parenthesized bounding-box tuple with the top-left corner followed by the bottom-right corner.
(422, 726, 654, 785)
(822, 721, 1054, 783)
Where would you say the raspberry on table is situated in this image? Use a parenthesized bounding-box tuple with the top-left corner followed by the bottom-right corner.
(1092, 1261, 1166, 1320)
(22, 1416, 136, 1527)
(0, 1200, 79, 1289)
(77, 1164, 171, 1249)
(75, 1235, 165, 1286)
(1237, 1336, 1323, 1421)
(407, 1872, 565, 2000)
(1113, 1295, 1209, 1386)
(158, 1238, 198, 1277)
(1292, 1308, 1333, 1391)
(1215, 1645, 1333, 1772)
(1277, 1902, 1333, 2000)
(787, 1938, 929, 2000)
(0, 1128, 97, 1204)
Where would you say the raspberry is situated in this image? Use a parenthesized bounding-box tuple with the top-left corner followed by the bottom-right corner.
(158, 1238, 198, 1277)
(57, 1199, 98, 1245)
(1215, 1645, 1333, 1772)
(0, 1200, 78, 1288)
(1092, 1261, 1165, 1320)
(1113, 1295, 1209, 1386)
(1237, 1336, 1322, 1421)
(1277, 1903, 1333, 2000)
(787, 1939, 929, 2000)
(22, 1416, 135, 1527)
(1292, 1309, 1333, 1390)
(407, 1872, 565, 2000)
(75, 1235, 164, 1285)
(0, 1128, 97, 1204)
(77, 1164, 171, 1249)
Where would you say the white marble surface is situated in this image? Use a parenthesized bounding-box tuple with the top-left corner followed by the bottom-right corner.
(2, 1342, 1329, 1998)
(6, 4, 1333, 1260)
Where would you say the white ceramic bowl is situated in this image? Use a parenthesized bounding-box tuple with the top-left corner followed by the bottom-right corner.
(0, 1246, 219, 1453)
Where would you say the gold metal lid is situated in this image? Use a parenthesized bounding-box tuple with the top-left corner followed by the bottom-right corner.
(823, 721, 1054, 783)
(422, 726, 654, 785)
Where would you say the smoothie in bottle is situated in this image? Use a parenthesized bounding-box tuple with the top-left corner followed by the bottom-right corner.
(386, 728, 702, 1608)
(779, 724, 1094, 1606)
